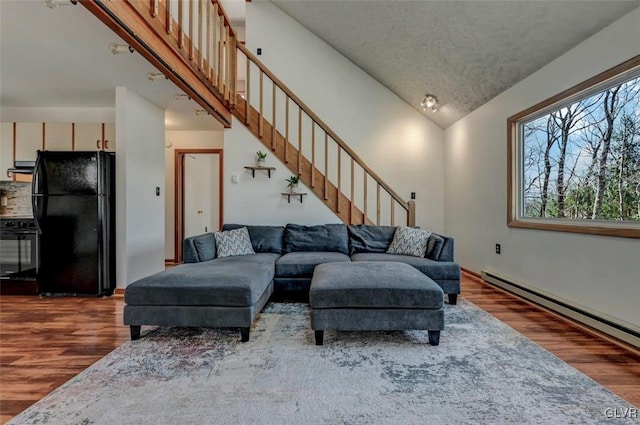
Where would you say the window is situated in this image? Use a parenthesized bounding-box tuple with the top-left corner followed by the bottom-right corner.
(508, 56, 640, 238)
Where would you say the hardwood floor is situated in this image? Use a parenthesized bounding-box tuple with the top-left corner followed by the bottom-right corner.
(461, 272, 640, 407)
(0, 294, 129, 423)
(1, 273, 638, 422)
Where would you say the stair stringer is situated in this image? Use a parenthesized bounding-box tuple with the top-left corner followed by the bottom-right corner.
(233, 97, 373, 225)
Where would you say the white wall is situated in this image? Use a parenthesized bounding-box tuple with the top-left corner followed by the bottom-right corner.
(116, 87, 165, 287)
(444, 9, 640, 328)
(224, 116, 341, 225)
(245, 2, 445, 231)
(164, 130, 224, 258)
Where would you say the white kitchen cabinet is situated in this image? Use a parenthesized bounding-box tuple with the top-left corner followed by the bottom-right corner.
(103, 123, 116, 152)
(1, 123, 13, 181)
(14, 122, 43, 161)
(74, 123, 102, 151)
(44, 123, 73, 151)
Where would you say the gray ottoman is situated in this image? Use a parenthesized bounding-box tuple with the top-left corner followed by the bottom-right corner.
(124, 255, 276, 342)
(310, 261, 444, 346)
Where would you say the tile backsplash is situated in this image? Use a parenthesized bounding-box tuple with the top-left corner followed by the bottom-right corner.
(0, 181, 32, 217)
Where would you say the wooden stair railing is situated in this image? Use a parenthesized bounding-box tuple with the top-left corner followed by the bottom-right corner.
(82, 0, 415, 226)
(235, 44, 415, 226)
(81, 0, 237, 126)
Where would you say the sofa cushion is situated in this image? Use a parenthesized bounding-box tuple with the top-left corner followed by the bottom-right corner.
(193, 233, 216, 262)
(284, 224, 349, 254)
(351, 253, 461, 281)
(222, 224, 285, 254)
(347, 225, 397, 254)
(276, 251, 351, 278)
(310, 262, 443, 309)
(387, 226, 431, 257)
(426, 234, 445, 260)
(125, 253, 279, 307)
(214, 227, 255, 258)
(211, 252, 280, 267)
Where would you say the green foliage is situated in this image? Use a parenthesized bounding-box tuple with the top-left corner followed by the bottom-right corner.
(256, 151, 268, 160)
(285, 176, 300, 187)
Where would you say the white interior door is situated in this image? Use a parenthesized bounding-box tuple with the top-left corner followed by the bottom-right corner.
(184, 153, 220, 237)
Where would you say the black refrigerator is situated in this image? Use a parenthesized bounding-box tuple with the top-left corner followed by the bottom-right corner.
(32, 151, 116, 296)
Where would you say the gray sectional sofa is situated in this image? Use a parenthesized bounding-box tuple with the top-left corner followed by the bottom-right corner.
(124, 223, 460, 341)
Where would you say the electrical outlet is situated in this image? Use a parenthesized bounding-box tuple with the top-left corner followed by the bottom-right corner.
(495, 243, 501, 254)
(410, 192, 416, 200)
(155, 187, 160, 196)
(257, 48, 262, 55)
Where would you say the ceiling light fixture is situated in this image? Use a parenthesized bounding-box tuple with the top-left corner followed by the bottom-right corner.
(173, 93, 191, 100)
(109, 43, 134, 55)
(43, 0, 77, 9)
(147, 72, 167, 81)
(194, 109, 209, 116)
(420, 94, 439, 112)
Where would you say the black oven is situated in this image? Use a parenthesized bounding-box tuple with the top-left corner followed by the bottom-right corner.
(0, 217, 39, 294)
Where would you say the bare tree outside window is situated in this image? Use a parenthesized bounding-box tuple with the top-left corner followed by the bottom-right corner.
(521, 75, 640, 222)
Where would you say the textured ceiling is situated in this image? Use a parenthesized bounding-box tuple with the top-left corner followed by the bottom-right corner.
(271, 0, 640, 128)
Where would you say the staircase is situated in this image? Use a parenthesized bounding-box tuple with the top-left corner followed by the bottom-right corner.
(81, 0, 414, 226)
(232, 44, 414, 226)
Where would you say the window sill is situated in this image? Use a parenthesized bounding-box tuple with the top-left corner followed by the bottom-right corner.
(507, 219, 640, 239)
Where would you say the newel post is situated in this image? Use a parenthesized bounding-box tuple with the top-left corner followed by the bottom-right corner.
(407, 201, 416, 227)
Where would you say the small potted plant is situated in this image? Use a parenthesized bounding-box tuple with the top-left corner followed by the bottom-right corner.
(256, 151, 267, 166)
(286, 175, 300, 193)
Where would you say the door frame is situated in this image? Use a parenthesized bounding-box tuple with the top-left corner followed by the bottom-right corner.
(174, 149, 223, 263)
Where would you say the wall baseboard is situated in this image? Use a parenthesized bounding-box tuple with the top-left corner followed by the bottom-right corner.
(482, 270, 640, 349)
(461, 267, 482, 281)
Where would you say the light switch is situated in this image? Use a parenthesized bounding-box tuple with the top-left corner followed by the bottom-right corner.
(231, 174, 240, 183)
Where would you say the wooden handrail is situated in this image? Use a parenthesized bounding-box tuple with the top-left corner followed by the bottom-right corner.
(81, 0, 232, 126)
(236, 43, 409, 211)
(92, 0, 410, 224)
(212, 0, 237, 38)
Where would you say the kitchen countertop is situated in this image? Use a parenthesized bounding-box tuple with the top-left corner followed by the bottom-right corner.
(0, 215, 34, 220)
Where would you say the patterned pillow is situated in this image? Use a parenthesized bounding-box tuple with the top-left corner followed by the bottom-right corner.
(386, 226, 432, 257)
(213, 227, 255, 258)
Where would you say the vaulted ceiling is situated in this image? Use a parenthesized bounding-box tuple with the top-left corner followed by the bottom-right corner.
(1, 1, 638, 131)
(271, 0, 640, 128)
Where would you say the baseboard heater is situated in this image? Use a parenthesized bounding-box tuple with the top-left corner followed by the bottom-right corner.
(481, 270, 640, 349)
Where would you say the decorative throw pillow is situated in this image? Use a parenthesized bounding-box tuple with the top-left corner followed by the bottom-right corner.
(426, 234, 445, 260)
(222, 224, 285, 254)
(193, 233, 216, 262)
(213, 227, 255, 258)
(386, 226, 432, 257)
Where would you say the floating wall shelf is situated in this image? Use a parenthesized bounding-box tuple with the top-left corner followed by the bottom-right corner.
(281, 192, 307, 203)
(244, 166, 276, 178)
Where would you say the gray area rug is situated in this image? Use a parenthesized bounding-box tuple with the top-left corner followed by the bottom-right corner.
(8, 300, 638, 425)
